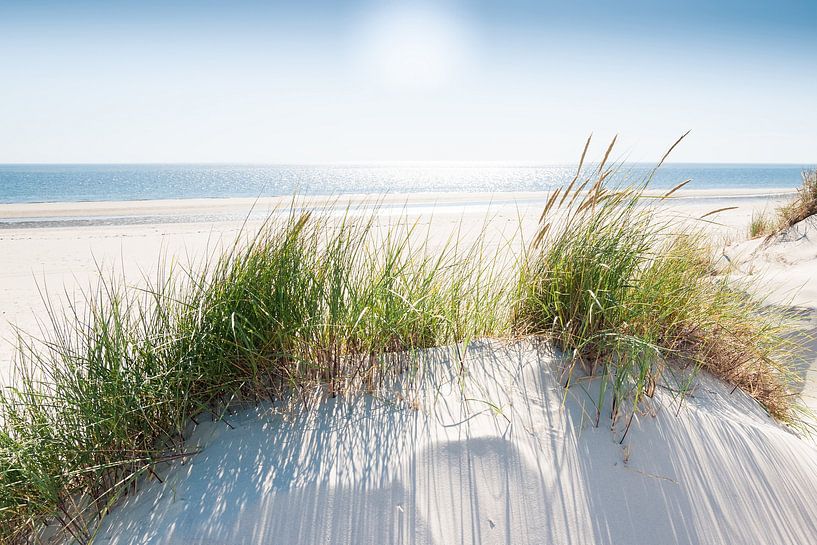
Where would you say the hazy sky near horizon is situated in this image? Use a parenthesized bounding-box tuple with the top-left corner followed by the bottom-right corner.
(1, 0, 816, 164)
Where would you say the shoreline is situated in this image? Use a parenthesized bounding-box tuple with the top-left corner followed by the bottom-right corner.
(0, 188, 799, 227)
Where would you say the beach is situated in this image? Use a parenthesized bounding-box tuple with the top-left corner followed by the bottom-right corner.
(4, 0, 816, 541)
(2, 188, 817, 545)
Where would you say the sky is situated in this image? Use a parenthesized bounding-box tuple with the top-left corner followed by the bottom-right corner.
(0, 0, 815, 164)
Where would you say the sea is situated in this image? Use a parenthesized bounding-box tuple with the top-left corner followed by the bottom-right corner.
(0, 163, 811, 204)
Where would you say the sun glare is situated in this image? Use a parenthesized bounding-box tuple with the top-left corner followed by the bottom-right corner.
(354, 4, 472, 92)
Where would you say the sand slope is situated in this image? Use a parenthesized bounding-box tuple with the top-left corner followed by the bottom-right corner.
(724, 215, 817, 413)
(94, 340, 817, 545)
(725, 215, 817, 305)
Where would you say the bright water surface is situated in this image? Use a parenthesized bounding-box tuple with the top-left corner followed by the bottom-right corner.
(0, 163, 811, 204)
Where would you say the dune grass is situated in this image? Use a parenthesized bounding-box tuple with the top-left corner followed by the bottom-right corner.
(747, 169, 817, 238)
(514, 136, 804, 428)
(748, 210, 777, 239)
(778, 168, 817, 228)
(0, 208, 510, 543)
(0, 142, 810, 543)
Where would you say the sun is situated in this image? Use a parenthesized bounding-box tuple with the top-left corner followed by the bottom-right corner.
(354, 4, 472, 92)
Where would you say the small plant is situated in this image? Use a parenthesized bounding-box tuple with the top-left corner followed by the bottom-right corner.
(748, 210, 778, 239)
(748, 169, 817, 238)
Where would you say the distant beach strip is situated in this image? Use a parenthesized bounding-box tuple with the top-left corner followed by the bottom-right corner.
(0, 188, 800, 229)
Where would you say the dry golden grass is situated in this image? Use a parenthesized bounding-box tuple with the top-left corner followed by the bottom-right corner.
(748, 169, 817, 239)
(778, 169, 817, 228)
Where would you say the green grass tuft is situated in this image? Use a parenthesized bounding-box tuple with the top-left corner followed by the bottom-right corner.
(0, 206, 509, 543)
(748, 210, 778, 239)
(514, 135, 805, 428)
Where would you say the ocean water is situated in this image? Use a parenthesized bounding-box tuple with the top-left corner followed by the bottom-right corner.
(0, 163, 811, 204)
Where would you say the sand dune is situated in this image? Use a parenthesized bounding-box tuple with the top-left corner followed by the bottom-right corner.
(724, 215, 817, 413)
(93, 340, 817, 545)
(2, 191, 816, 544)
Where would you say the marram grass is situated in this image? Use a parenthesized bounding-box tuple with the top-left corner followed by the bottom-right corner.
(0, 206, 512, 543)
(514, 135, 806, 429)
(746, 168, 817, 238)
(778, 168, 817, 228)
(0, 143, 811, 543)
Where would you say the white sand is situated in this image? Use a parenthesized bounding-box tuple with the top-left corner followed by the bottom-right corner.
(724, 215, 817, 307)
(3, 190, 816, 544)
(0, 187, 796, 222)
(92, 340, 817, 545)
(724, 215, 817, 413)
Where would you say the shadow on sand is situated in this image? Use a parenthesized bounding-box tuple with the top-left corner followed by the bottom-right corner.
(95, 340, 817, 545)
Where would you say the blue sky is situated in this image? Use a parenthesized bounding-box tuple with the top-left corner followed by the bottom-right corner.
(1, 0, 815, 163)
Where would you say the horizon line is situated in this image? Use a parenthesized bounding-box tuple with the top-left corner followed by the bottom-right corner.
(0, 160, 814, 167)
